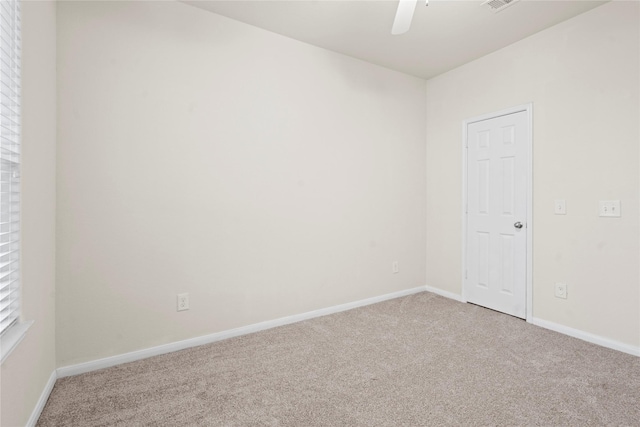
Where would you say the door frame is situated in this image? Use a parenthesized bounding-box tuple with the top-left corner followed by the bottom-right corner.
(461, 103, 533, 322)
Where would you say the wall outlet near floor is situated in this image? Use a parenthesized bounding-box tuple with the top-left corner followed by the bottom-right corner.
(392, 261, 399, 274)
(554, 283, 567, 299)
(177, 293, 189, 311)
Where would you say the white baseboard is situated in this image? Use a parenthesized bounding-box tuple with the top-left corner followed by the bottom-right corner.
(422, 286, 638, 357)
(530, 317, 640, 357)
(26, 369, 57, 427)
(57, 286, 427, 378)
(424, 285, 464, 302)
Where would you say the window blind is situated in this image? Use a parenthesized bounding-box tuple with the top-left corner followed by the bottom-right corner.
(0, 0, 21, 336)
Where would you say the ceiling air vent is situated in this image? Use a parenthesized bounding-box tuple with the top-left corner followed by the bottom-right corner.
(482, 0, 520, 13)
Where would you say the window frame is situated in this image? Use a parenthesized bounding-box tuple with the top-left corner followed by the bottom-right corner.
(0, 0, 29, 364)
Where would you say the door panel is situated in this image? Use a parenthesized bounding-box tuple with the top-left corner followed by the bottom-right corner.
(465, 111, 528, 318)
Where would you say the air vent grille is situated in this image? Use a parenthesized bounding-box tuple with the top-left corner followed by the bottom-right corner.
(482, 0, 519, 13)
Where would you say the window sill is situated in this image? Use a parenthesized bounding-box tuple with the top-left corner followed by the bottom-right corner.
(1, 320, 34, 364)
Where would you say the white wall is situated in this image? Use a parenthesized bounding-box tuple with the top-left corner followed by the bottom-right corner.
(56, 1, 426, 367)
(426, 2, 639, 347)
(0, 1, 57, 425)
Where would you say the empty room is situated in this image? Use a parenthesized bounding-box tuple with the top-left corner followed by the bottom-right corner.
(1, 0, 639, 425)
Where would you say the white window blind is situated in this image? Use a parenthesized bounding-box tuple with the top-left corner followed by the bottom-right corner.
(0, 0, 21, 337)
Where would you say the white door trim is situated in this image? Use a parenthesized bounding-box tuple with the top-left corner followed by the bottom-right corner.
(461, 103, 533, 322)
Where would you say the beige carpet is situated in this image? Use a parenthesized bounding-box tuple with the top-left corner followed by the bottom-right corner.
(38, 292, 640, 426)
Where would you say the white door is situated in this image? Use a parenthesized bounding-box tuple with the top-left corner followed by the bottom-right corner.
(464, 110, 529, 318)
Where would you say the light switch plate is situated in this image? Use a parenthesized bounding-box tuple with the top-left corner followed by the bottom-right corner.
(554, 199, 566, 215)
(599, 200, 621, 217)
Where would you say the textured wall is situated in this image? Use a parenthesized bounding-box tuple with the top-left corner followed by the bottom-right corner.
(426, 2, 639, 347)
(56, 1, 427, 367)
(0, 1, 57, 425)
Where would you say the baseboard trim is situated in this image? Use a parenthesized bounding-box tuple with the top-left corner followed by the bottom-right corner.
(424, 285, 464, 302)
(530, 317, 640, 357)
(26, 369, 57, 427)
(57, 286, 427, 378)
(422, 287, 638, 357)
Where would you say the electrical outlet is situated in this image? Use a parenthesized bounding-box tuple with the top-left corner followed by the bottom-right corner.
(392, 261, 399, 274)
(554, 283, 567, 299)
(177, 293, 189, 311)
(554, 199, 566, 215)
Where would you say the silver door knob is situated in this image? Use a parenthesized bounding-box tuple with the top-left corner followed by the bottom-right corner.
(514, 222, 523, 229)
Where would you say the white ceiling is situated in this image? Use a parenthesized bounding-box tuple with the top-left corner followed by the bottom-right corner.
(184, 0, 606, 80)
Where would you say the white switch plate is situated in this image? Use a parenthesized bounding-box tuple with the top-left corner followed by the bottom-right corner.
(554, 199, 566, 215)
(599, 200, 621, 217)
(392, 261, 399, 274)
(555, 283, 567, 299)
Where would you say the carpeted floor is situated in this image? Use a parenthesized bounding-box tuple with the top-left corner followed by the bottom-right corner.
(37, 292, 640, 426)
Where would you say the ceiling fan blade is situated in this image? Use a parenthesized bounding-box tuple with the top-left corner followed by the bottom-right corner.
(391, 0, 418, 35)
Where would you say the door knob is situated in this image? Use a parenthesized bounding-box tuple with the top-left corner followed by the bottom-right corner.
(514, 222, 523, 229)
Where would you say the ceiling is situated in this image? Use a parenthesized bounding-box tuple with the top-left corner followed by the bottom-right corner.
(184, 0, 606, 80)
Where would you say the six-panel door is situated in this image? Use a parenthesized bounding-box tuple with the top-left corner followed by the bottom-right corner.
(465, 111, 528, 318)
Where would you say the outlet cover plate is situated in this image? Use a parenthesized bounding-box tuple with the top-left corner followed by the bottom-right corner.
(177, 293, 189, 311)
(554, 283, 567, 299)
